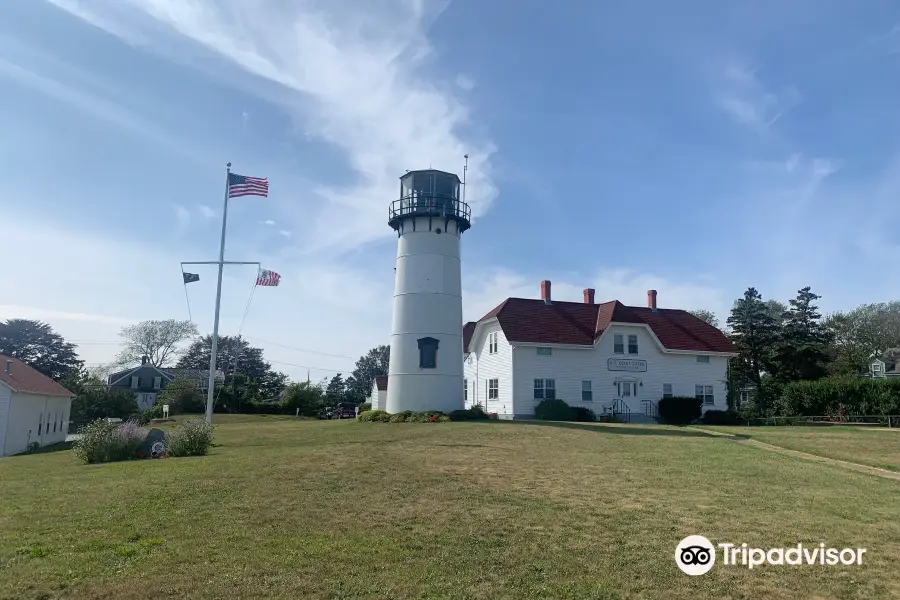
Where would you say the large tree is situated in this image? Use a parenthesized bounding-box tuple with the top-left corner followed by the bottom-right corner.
(773, 287, 831, 382)
(825, 301, 900, 375)
(116, 319, 197, 367)
(726, 288, 780, 411)
(281, 381, 324, 417)
(347, 345, 390, 400)
(325, 373, 346, 405)
(0, 319, 83, 380)
(688, 309, 720, 329)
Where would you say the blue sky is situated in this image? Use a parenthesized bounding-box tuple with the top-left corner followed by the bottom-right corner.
(1, 0, 898, 381)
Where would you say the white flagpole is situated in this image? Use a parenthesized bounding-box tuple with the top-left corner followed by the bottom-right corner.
(205, 162, 231, 424)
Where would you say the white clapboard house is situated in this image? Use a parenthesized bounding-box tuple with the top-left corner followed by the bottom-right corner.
(368, 376, 388, 410)
(0, 355, 75, 457)
(462, 282, 737, 422)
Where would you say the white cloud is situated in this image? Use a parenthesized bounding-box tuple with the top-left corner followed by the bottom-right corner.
(259, 219, 276, 226)
(455, 73, 475, 91)
(714, 62, 802, 132)
(0, 54, 197, 161)
(278, 230, 292, 238)
(47, 0, 499, 255)
(174, 204, 191, 230)
(198, 204, 216, 219)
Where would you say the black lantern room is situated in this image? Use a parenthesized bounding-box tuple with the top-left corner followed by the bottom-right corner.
(388, 169, 471, 233)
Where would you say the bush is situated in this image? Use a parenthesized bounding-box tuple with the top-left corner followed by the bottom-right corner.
(358, 410, 391, 422)
(700, 410, 745, 425)
(658, 397, 703, 425)
(70, 388, 141, 430)
(389, 411, 411, 423)
(571, 406, 596, 422)
(534, 398, 574, 421)
(776, 377, 900, 417)
(359, 402, 372, 412)
(73, 419, 147, 464)
(165, 419, 215, 457)
(449, 405, 490, 421)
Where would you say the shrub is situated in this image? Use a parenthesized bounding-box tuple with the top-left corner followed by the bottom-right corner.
(776, 377, 900, 417)
(358, 410, 391, 422)
(449, 405, 490, 421)
(165, 419, 215, 457)
(700, 410, 745, 425)
(534, 398, 574, 421)
(468, 404, 488, 419)
(658, 397, 703, 425)
(389, 412, 411, 423)
(359, 402, 372, 412)
(571, 406, 596, 422)
(73, 419, 147, 464)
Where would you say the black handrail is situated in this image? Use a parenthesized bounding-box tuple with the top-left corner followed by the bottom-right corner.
(388, 194, 471, 229)
(645, 400, 659, 421)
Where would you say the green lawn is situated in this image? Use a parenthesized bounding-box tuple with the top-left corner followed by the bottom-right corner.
(698, 424, 900, 472)
(1, 418, 899, 599)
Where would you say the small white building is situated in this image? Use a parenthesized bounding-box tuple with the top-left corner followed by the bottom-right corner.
(0, 355, 75, 457)
(368, 376, 388, 410)
(463, 282, 737, 422)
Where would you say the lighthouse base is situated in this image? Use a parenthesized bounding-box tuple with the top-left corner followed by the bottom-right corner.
(385, 374, 464, 414)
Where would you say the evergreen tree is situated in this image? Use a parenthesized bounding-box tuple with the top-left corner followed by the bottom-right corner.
(726, 288, 780, 412)
(325, 373, 346, 405)
(774, 287, 831, 382)
(0, 319, 83, 380)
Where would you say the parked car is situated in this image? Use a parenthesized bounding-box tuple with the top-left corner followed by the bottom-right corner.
(334, 403, 358, 419)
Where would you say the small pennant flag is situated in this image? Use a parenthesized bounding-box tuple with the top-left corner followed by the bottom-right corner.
(256, 269, 281, 287)
(183, 272, 200, 284)
(228, 172, 268, 198)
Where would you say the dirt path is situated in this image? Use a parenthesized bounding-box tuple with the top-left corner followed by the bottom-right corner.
(691, 427, 900, 482)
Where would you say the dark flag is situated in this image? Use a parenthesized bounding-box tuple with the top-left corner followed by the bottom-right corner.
(183, 272, 200, 284)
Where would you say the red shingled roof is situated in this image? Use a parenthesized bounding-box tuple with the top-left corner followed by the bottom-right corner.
(462, 322, 476, 353)
(374, 376, 388, 391)
(0, 355, 75, 397)
(475, 298, 735, 353)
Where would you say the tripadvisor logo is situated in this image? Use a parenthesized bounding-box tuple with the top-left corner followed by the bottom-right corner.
(675, 536, 866, 575)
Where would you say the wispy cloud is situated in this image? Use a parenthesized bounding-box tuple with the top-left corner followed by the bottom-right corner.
(0, 54, 196, 161)
(198, 204, 216, 219)
(714, 62, 802, 132)
(45, 0, 498, 254)
(0, 305, 133, 326)
(174, 204, 191, 230)
(455, 74, 475, 91)
(278, 230, 292, 238)
(258, 219, 276, 226)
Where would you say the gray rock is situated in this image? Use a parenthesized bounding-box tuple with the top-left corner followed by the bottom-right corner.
(136, 428, 167, 459)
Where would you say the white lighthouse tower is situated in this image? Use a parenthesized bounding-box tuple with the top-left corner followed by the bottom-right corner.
(385, 169, 471, 414)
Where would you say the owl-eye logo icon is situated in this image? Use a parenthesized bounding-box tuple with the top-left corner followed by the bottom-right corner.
(675, 535, 716, 575)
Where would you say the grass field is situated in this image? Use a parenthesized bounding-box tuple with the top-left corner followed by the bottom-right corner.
(698, 424, 900, 472)
(1, 417, 899, 599)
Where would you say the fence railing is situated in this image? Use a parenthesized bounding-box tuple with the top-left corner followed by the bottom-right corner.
(746, 415, 900, 428)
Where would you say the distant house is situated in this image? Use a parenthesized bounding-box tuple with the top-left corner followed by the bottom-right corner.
(107, 356, 225, 410)
(368, 376, 388, 410)
(867, 349, 900, 379)
(0, 355, 75, 457)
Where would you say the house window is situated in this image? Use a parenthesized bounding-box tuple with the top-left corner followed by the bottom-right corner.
(697, 355, 710, 364)
(533, 379, 556, 400)
(695, 385, 715, 405)
(130, 376, 139, 389)
(488, 379, 499, 399)
(582, 380, 592, 402)
(487, 332, 498, 354)
(739, 390, 751, 406)
(464, 378, 468, 401)
(153, 376, 162, 388)
(613, 334, 624, 354)
(38, 413, 43, 435)
(53, 413, 57, 433)
(872, 363, 883, 377)
(628, 334, 639, 355)
(417, 337, 439, 369)
(662, 383, 673, 398)
(536, 347, 552, 356)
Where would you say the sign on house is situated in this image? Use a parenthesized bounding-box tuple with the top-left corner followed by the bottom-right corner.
(607, 358, 647, 372)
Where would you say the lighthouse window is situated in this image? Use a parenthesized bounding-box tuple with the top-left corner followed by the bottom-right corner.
(417, 337, 439, 369)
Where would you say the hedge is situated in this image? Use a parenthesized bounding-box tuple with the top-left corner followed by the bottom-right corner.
(776, 377, 900, 417)
(657, 396, 702, 425)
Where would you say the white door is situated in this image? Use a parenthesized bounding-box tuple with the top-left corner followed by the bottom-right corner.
(616, 380, 638, 410)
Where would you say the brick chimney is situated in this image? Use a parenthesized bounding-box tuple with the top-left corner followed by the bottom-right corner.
(583, 288, 595, 305)
(541, 280, 552, 304)
(141, 355, 149, 366)
(647, 289, 658, 312)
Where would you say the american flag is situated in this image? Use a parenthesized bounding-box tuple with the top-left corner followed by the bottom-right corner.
(256, 269, 281, 287)
(228, 172, 268, 198)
